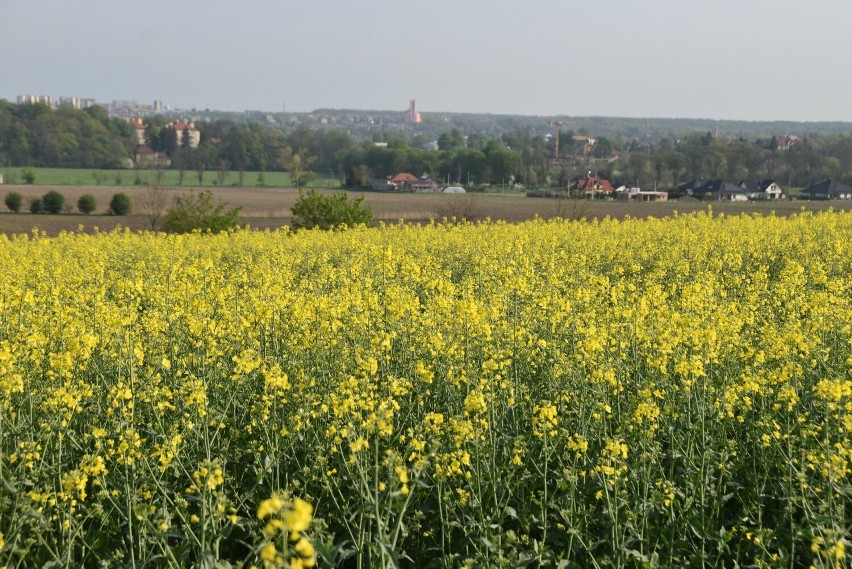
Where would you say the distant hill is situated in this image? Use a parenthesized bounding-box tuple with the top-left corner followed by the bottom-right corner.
(295, 108, 852, 142)
(149, 104, 852, 143)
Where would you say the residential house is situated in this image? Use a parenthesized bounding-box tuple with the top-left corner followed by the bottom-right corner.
(372, 173, 438, 191)
(167, 121, 201, 148)
(614, 185, 668, 202)
(681, 179, 745, 200)
(127, 118, 147, 145)
(134, 145, 171, 168)
(776, 135, 799, 151)
(371, 178, 394, 191)
(798, 179, 852, 200)
(570, 175, 614, 198)
(738, 179, 783, 200)
(409, 176, 438, 192)
(391, 173, 419, 187)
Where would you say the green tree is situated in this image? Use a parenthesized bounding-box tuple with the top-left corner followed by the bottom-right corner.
(181, 127, 191, 150)
(41, 190, 65, 214)
(284, 152, 316, 188)
(161, 190, 241, 234)
(21, 168, 36, 184)
(290, 190, 376, 230)
(29, 197, 42, 213)
(437, 129, 465, 151)
(78, 194, 97, 214)
(223, 124, 266, 184)
(160, 127, 178, 157)
(625, 152, 651, 187)
(109, 192, 132, 215)
(4, 191, 23, 213)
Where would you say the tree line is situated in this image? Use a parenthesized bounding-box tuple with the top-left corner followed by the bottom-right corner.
(0, 101, 135, 168)
(5, 102, 852, 190)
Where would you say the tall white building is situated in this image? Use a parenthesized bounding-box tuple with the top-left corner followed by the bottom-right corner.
(17, 94, 54, 106)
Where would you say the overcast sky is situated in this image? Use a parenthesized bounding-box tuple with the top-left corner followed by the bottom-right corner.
(1, 0, 850, 122)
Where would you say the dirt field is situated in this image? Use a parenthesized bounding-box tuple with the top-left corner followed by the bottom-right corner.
(2, 184, 851, 236)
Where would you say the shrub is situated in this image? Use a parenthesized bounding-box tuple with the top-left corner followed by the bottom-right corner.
(78, 194, 97, 214)
(21, 168, 36, 184)
(290, 189, 376, 230)
(109, 193, 132, 215)
(161, 190, 241, 234)
(29, 198, 42, 214)
(4, 191, 23, 213)
(41, 190, 65, 214)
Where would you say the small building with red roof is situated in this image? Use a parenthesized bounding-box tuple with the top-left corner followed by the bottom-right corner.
(570, 175, 615, 197)
(167, 121, 201, 148)
(134, 145, 171, 168)
(391, 173, 419, 185)
(127, 117, 147, 145)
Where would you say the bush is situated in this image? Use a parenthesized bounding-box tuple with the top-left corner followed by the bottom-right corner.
(21, 168, 36, 184)
(78, 194, 97, 214)
(109, 193, 132, 215)
(41, 190, 65, 214)
(29, 198, 42, 214)
(290, 189, 376, 230)
(161, 190, 241, 234)
(4, 191, 23, 213)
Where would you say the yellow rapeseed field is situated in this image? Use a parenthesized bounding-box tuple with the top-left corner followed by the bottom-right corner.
(0, 210, 849, 567)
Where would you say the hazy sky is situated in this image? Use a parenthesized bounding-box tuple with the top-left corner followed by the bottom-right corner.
(1, 0, 850, 122)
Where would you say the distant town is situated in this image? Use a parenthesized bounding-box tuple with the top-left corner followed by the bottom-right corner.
(4, 93, 852, 200)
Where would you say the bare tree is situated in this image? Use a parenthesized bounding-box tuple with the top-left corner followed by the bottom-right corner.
(140, 169, 169, 230)
(550, 194, 590, 221)
(434, 194, 483, 222)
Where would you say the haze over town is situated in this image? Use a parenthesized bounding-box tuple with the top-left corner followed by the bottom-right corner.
(2, 0, 852, 123)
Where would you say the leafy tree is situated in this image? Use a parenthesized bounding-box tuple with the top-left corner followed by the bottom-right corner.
(346, 165, 373, 188)
(78, 194, 97, 214)
(290, 189, 376, 230)
(29, 197, 42, 214)
(625, 153, 651, 187)
(4, 191, 23, 213)
(160, 127, 178, 157)
(161, 190, 241, 234)
(109, 192, 132, 215)
(21, 168, 36, 184)
(223, 124, 266, 184)
(181, 127, 191, 150)
(284, 152, 316, 188)
(438, 129, 465, 151)
(41, 190, 65, 214)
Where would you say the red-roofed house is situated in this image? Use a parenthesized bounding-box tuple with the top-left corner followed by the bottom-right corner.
(570, 175, 615, 198)
(127, 118, 147, 145)
(134, 145, 171, 168)
(408, 177, 438, 191)
(167, 121, 201, 148)
(391, 173, 419, 186)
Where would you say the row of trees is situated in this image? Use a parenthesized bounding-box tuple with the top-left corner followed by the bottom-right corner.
(596, 132, 852, 190)
(149, 122, 852, 191)
(6, 103, 852, 190)
(4, 190, 130, 215)
(3, 186, 247, 235)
